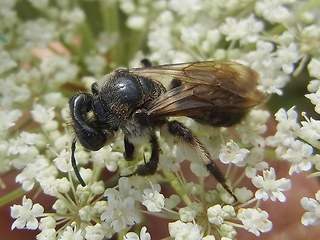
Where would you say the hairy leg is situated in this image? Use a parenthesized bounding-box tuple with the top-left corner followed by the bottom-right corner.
(124, 133, 160, 176)
(166, 120, 237, 200)
(124, 136, 135, 160)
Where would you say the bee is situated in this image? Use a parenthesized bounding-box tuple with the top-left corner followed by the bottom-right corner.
(69, 59, 267, 199)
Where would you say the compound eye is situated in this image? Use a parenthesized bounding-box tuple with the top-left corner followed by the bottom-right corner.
(92, 100, 107, 122)
(69, 94, 113, 151)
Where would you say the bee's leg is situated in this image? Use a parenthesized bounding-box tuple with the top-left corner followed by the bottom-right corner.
(141, 58, 152, 67)
(124, 136, 135, 160)
(134, 133, 159, 175)
(166, 120, 237, 200)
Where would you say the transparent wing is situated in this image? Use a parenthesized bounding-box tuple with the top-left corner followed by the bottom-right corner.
(129, 61, 267, 117)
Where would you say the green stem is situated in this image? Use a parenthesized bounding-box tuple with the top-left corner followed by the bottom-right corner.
(162, 171, 192, 206)
(0, 187, 26, 207)
(264, 148, 277, 160)
(100, 1, 125, 66)
(78, 21, 96, 55)
(296, 0, 320, 14)
(125, 29, 147, 62)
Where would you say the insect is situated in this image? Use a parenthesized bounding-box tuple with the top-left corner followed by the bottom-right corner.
(69, 59, 267, 199)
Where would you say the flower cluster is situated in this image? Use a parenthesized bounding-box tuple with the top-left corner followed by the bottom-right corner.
(1, 0, 320, 239)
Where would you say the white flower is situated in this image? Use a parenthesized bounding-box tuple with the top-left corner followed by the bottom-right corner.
(38, 216, 56, 230)
(158, 142, 182, 173)
(243, 41, 289, 95)
(255, 0, 294, 24)
(237, 109, 269, 147)
(252, 167, 291, 202)
(244, 146, 269, 178)
(237, 208, 272, 236)
(307, 80, 320, 93)
(16, 156, 57, 191)
(19, 18, 57, 47)
(219, 224, 237, 239)
(168, 220, 202, 240)
(85, 222, 114, 240)
(220, 15, 264, 45)
(104, 177, 140, 201)
(124, 226, 151, 240)
(119, 1, 135, 14)
(275, 107, 300, 134)
(0, 1, 18, 28)
(77, 168, 93, 186)
(90, 181, 105, 195)
(266, 107, 300, 157)
(219, 140, 249, 167)
(201, 29, 221, 52)
(207, 204, 235, 226)
(53, 149, 73, 173)
(96, 31, 118, 54)
(180, 24, 204, 47)
(308, 58, 320, 78)
(84, 54, 107, 74)
(301, 26, 320, 52)
(305, 88, 320, 114)
(91, 146, 122, 172)
(39, 177, 71, 197)
(1, 78, 30, 108)
(168, 0, 202, 15)
(216, 183, 236, 204)
(165, 194, 181, 210)
(148, 26, 174, 63)
(52, 199, 68, 215)
(179, 203, 203, 222)
(311, 155, 320, 171)
(301, 190, 320, 226)
(11, 195, 44, 230)
(92, 201, 108, 216)
(37, 229, 57, 240)
(6, 0, 320, 239)
(20, 131, 45, 146)
(44, 92, 67, 108)
(31, 104, 58, 131)
(54, 134, 72, 152)
(299, 114, 320, 146)
(127, 15, 147, 30)
(142, 183, 165, 212)
(27, 0, 49, 9)
(234, 187, 254, 203)
(276, 42, 300, 74)
(101, 196, 140, 232)
(79, 205, 95, 222)
(0, 109, 22, 131)
(190, 162, 209, 177)
(281, 140, 313, 175)
(102, 179, 141, 232)
(0, 50, 17, 74)
(39, 56, 79, 86)
(277, 30, 295, 45)
(31, 104, 55, 123)
(60, 7, 85, 24)
(59, 226, 83, 240)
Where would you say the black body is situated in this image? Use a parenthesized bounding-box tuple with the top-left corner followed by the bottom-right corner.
(69, 67, 167, 185)
(69, 59, 267, 200)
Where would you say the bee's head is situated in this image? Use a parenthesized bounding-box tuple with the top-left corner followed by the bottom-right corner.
(68, 93, 115, 151)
